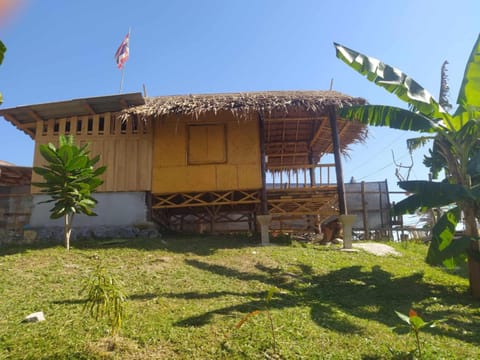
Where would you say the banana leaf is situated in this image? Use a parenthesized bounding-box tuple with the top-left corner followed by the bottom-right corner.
(426, 207, 470, 268)
(454, 34, 480, 129)
(393, 181, 473, 214)
(338, 105, 437, 132)
(334, 42, 452, 127)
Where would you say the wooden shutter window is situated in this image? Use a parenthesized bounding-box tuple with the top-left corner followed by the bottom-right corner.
(188, 124, 226, 164)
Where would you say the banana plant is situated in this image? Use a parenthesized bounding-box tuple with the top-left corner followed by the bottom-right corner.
(334, 34, 480, 298)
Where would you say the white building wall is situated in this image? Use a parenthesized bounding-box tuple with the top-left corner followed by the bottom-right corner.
(29, 192, 148, 227)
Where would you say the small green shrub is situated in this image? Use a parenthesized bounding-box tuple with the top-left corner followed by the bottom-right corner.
(82, 265, 127, 335)
(393, 309, 445, 359)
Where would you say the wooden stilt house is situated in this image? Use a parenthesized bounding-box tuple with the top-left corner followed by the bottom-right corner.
(0, 90, 366, 233)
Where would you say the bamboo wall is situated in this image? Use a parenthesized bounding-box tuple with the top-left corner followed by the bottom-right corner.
(152, 112, 262, 193)
(32, 113, 153, 193)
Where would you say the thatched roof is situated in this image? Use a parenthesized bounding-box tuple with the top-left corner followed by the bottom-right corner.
(122, 90, 367, 167)
(122, 90, 366, 120)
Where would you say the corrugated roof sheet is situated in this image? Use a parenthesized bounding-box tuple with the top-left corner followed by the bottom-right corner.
(0, 92, 144, 138)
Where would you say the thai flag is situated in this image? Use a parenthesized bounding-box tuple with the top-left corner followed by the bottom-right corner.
(115, 33, 129, 69)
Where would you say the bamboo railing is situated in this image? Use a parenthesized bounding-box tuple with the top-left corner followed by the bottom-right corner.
(267, 164, 336, 190)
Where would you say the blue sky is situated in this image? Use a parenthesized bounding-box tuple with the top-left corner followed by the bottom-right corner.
(1, 0, 479, 214)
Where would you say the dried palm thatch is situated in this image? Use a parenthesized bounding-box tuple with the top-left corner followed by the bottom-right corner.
(121, 90, 368, 167)
(121, 90, 366, 120)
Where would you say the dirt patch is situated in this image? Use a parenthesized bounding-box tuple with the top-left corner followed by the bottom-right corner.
(353, 242, 401, 256)
(86, 336, 178, 359)
(140, 256, 175, 272)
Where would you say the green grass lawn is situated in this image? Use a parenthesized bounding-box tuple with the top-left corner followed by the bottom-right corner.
(0, 235, 479, 359)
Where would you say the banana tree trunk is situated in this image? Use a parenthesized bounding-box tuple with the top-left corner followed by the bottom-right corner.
(463, 205, 480, 298)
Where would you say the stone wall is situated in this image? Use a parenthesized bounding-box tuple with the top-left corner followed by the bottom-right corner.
(29, 223, 161, 244)
(0, 185, 32, 244)
(1, 191, 161, 245)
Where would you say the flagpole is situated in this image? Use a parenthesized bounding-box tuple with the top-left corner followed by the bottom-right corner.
(119, 27, 131, 93)
(119, 67, 126, 93)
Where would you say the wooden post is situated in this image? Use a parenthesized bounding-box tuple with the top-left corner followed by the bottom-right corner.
(258, 112, 268, 215)
(308, 152, 316, 187)
(378, 181, 385, 235)
(256, 112, 273, 244)
(361, 181, 369, 239)
(384, 179, 394, 240)
(328, 106, 347, 215)
(145, 191, 152, 222)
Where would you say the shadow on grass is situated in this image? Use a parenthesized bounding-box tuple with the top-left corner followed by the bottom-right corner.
(72, 233, 263, 256)
(0, 233, 267, 257)
(52, 298, 86, 305)
(0, 241, 62, 256)
(163, 259, 479, 346)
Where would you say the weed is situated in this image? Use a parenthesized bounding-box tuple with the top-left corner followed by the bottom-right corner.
(235, 287, 279, 356)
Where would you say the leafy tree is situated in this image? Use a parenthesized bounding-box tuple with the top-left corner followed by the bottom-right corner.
(334, 34, 480, 298)
(0, 40, 6, 104)
(33, 135, 106, 250)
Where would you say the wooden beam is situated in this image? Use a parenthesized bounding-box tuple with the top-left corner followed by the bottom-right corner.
(16, 122, 33, 130)
(152, 199, 259, 209)
(83, 102, 96, 115)
(266, 141, 309, 147)
(27, 109, 44, 123)
(309, 119, 328, 148)
(4, 114, 35, 138)
(328, 106, 347, 215)
(267, 152, 309, 158)
(264, 116, 326, 122)
(295, 118, 300, 142)
(23, 127, 36, 137)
